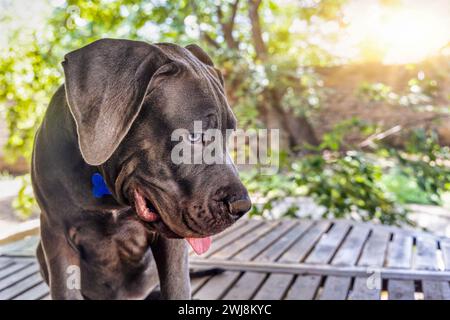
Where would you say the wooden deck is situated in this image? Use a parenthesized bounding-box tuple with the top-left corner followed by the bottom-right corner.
(1, 218, 450, 300)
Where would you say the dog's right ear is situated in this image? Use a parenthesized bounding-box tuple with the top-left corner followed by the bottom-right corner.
(63, 39, 172, 166)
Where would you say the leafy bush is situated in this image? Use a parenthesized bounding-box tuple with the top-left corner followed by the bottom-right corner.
(386, 129, 450, 205)
(381, 169, 437, 205)
(357, 72, 439, 109)
(240, 150, 411, 225)
(357, 82, 397, 104)
(240, 167, 301, 219)
(12, 174, 37, 218)
(293, 152, 410, 225)
(241, 123, 449, 226)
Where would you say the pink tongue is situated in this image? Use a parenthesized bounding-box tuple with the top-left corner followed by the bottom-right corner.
(186, 237, 212, 255)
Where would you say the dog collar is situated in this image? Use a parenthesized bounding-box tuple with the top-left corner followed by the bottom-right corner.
(91, 173, 112, 198)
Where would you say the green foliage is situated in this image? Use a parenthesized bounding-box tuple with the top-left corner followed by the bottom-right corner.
(381, 169, 437, 205)
(357, 82, 396, 104)
(241, 120, 412, 225)
(0, 36, 61, 161)
(240, 166, 301, 219)
(241, 121, 449, 225)
(316, 117, 376, 151)
(388, 129, 450, 205)
(1, 0, 346, 163)
(357, 71, 440, 109)
(12, 174, 37, 218)
(293, 152, 410, 225)
(240, 150, 411, 225)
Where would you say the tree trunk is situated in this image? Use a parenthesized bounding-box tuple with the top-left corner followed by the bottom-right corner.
(247, 0, 319, 150)
(248, 0, 268, 61)
(261, 89, 318, 150)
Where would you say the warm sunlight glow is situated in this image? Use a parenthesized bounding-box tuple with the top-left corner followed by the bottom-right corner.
(343, 0, 450, 64)
(374, 8, 448, 63)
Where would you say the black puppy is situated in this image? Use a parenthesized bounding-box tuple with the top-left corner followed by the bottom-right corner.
(32, 39, 251, 299)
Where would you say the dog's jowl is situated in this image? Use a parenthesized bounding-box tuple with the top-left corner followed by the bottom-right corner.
(31, 39, 251, 300)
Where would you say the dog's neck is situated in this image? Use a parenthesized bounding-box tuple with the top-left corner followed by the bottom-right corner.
(33, 85, 123, 221)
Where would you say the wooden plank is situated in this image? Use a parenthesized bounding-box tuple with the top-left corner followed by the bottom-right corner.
(193, 271, 240, 300)
(414, 237, 447, 299)
(0, 264, 40, 291)
(0, 235, 39, 256)
(384, 233, 415, 300)
(319, 276, 351, 300)
(386, 233, 413, 269)
(285, 275, 321, 300)
(202, 220, 264, 258)
(0, 256, 36, 264)
(0, 272, 43, 300)
(332, 226, 370, 266)
(349, 277, 381, 300)
(254, 221, 314, 262)
(415, 236, 438, 270)
(211, 221, 280, 260)
(441, 241, 450, 271)
(190, 276, 211, 294)
(222, 272, 266, 300)
(213, 218, 248, 240)
(294, 221, 351, 300)
(278, 221, 330, 263)
(422, 280, 450, 300)
(305, 222, 351, 264)
(253, 273, 293, 300)
(233, 220, 297, 262)
(326, 218, 437, 240)
(0, 259, 14, 270)
(190, 258, 450, 281)
(388, 280, 415, 300)
(283, 221, 337, 301)
(13, 281, 49, 300)
(0, 262, 32, 280)
(357, 229, 391, 267)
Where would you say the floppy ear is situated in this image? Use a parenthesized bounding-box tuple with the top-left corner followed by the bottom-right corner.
(185, 44, 224, 87)
(63, 38, 171, 165)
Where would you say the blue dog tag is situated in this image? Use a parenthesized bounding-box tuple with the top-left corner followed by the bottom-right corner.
(91, 173, 112, 198)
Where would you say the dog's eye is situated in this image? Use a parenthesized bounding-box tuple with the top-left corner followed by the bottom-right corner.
(187, 132, 203, 143)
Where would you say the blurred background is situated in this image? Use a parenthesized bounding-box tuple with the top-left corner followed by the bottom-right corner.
(0, 0, 449, 240)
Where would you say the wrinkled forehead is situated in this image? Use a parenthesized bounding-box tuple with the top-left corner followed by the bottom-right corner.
(159, 79, 222, 129)
(153, 45, 236, 131)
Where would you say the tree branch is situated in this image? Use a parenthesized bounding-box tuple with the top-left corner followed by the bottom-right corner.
(359, 114, 450, 149)
(248, 0, 267, 61)
(229, 0, 240, 31)
(189, 0, 220, 49)
(201, 32, 220, 49)
(217, 0, 240, 49)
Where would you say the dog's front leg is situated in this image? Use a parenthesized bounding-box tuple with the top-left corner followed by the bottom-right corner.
(150, 237, 191, 299)
(41, 220, 83, 300)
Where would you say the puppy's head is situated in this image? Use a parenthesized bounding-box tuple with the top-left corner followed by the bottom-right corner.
(63, 39, 251, 253)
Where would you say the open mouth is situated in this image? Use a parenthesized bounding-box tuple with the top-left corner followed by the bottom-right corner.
(133, 189, 160, 223)
(132, 188, 212, 255)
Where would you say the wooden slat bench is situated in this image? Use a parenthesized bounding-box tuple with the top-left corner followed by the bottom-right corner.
(1, 218, 450, 300)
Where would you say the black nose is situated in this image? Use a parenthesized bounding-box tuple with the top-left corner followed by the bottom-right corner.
(228, 195, 252, 218)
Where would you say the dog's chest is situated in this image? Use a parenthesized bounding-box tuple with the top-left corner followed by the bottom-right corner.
(110, 221, 152, 264)
(76, 216, 153, 268)
(77, 217, 158, 299)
